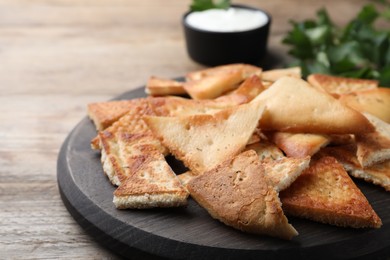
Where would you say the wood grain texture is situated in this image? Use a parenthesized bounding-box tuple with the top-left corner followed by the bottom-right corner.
(0, 0, 383, 259)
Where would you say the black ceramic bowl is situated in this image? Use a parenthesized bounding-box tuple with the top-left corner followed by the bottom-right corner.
(183, 4, 272, 66)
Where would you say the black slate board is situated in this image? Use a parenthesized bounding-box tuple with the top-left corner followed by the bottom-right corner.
(57, 87, 390, 260)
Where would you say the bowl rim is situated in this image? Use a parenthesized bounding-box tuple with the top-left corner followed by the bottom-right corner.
(182, 4, 272, 35)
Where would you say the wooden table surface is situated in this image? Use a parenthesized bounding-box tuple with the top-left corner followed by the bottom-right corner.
(0, 0, 375, 258)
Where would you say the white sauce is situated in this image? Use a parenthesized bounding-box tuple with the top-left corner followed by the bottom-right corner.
(186, 7, 269, 32)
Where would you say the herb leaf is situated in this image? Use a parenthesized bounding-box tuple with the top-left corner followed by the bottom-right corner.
(190, 0, 230, 12)
(283, 2, 390, 87)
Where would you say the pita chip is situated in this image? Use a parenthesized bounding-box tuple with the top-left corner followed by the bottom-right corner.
(280, 156, 382, 228)
(188, 150, 298, 240)
(144, 100, 265, 175)
(252, 76, 374, 134)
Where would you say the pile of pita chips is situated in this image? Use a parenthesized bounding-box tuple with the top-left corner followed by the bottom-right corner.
(87, 64, 389, 241)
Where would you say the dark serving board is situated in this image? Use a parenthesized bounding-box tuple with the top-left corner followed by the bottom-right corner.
(57, 87, 390, 260)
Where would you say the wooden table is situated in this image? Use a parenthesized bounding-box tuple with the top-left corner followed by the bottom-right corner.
(0, 0, 375, 258)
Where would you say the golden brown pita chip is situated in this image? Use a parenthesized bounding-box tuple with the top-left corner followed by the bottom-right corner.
(183, 70, 244, 100)
(94, 98, 167, 186)
(147, 96, 228, 117)
(145, 76, 186, 96)
(88, 99, 138, 131)
(261, 156, 310, 192)
(215, 75, 265, 105)
(266, 132, 330, 158)
(261, 67, 301, 82)
(100, 133, 166, 186)
(144, 100, 265, 175)
(185, 63, 262, 81)
(356, 113, 390, 167)
(339, 88, 390, 123)
(319, 144, 390, 192)
(280, 156, 382, 228)
(113, 148, 189, 209)
(252, 76, 375, 134)
(246, 141, 310, 191)
(188, 150, 298, 240)
(307, 73, 378, 97)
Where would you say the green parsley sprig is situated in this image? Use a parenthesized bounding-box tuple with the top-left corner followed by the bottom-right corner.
(283, 1, 390, 87)
(190, 0, 231, 12)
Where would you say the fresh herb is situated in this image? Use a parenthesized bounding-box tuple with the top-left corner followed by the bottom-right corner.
(190, 0, 231, 12)
(282, 1, 390, 87)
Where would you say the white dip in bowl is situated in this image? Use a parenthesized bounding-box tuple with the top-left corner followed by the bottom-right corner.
(185, 7, 269, 32)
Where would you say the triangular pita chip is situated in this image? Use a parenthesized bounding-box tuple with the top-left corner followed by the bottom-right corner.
(355, 113, 390, 167)
(147, 96, 228, 117)
(266, 132, 330, 158)
(145, 76, 186, 96)
(183, 70, 244, 100)
(252, 76, 374, 134)
(91, 97, 158, 149)
(94, 98, 167, 186)
(144, 100, 265, 175)
(352, 160, 390, 192)
(307, 73, 378, 97)
(261, 67, 301, 82)
(88, 99, 139, 131)
(184, 64, 262, 100)
(339, 87, 390, 123)
(246, 141, 310, 191)
(100, 133, 166, 186)
(187, 150, 298, 240)
(113, 148, 189, 209)
(261, 156, 310, 192)
(319, 144, 390, 192)
(215, 75, 266, 105)
(280, 156, 382, 228)
(185, 63, 262, 81)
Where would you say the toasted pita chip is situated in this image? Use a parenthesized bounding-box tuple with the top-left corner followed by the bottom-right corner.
(113, 148, 189, 209)
(339, 88, 390, 123)
(215, 75, 266, 105)
(319, 144, 390, 192)
(184, 64, 263, 100)
(355, 113, 390, 168)
(94, 98, 167, 186)
(91, 98, 160, 149)
(266, 132, 330, 158)
(307, 74, 378, 97)
(144, 100, 265, 175)
(252, 76, 375, 134)
(185, 63, 262, 81)
(145, 76, 187, 96)
(183, 70, 244, 100)
(147, 96, 229, 117)
(262, 156, 310, 192)
(351, 160, 390, 192)
(317, 144, 360, 171)
(280, 156, 382, 228)
(88, 99, 138, 131)
(246, 141, 310, 191)
(187, 150, 298, 240)
(261, 67, 301, 82)
(100, 133, 166, 186)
